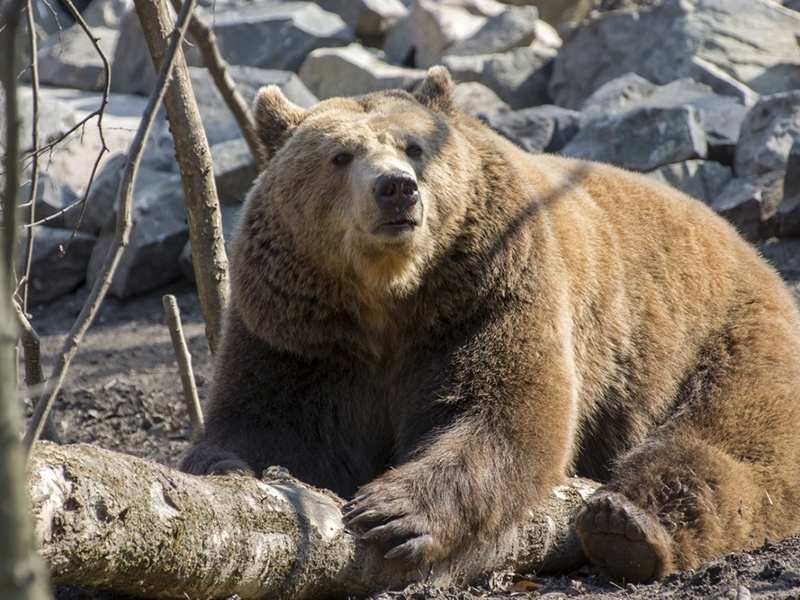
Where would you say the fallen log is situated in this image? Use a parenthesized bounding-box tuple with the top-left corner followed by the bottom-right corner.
(28, 442, 600, 599)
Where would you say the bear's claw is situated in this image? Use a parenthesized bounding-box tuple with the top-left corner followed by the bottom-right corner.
(343, 481, 440, 568)
(575, 492, 675, 583)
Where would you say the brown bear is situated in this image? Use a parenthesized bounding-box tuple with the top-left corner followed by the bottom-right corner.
(180, 66, 800, 583)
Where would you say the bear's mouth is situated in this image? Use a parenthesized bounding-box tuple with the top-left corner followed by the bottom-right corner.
(375, 217, 418, 234)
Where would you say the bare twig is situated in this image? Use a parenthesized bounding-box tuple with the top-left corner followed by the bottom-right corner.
(15, 302, 59, 443)
(20, 0, 39, 311)
(162, 294, 204, 436)
(0, 1, 56, 598)
(56, 0, 111, 251)
(167, 0, 262, 167)
(135, 0, 230, 354)
(22, 0, 199, 458)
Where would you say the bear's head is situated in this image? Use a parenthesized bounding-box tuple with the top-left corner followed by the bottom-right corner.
(243, 67, 475, 300)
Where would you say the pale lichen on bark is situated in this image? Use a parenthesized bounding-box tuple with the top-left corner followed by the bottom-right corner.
(27, 442, 599, 599)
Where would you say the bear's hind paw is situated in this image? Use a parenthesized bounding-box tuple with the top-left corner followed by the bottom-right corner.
(575, 492, 675, 583)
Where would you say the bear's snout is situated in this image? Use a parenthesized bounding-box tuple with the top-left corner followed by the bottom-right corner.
(373, 172, 419, 214)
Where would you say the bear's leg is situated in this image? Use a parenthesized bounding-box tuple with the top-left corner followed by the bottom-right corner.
(577, 313, 800, 582)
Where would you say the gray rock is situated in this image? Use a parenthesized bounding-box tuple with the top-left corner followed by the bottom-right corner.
(735, 91, 800, 178)
(87, 175, 189, 298)
(759, 238, 800, 305)
(485, 105, 579, 153)
(645, 160, 733, 207)
(778, 141, 800, 237)
(211, 139, 258, 206)
(143, 66, 316, 171)
(711, 172, 784, 242)
(179, 203, 241, 283)
(382, 14, 416, 66)
(66, 153, 127, 236)
(315, 0, 408, 47)
(18, 173, 79, 230)
(581, 75, 748, 166)
(453, 82, 510, 117)
(81, 0, 133, 28)
(24, 228, 97, 306)
(110, 8, 155, 96)
(562, 105, 707, 172)
(578, 73, 657, 127)
(37, 24, 118, 92)
(480, 46, 556, 109)
(440, 54, 493, 83)
(411, 0, 505, 68)
(71, 156, 178, 237)
(550, 0, 800, 110)
(186, 2, 354, 72)
(299, 44, 425, 99)
(507, 0, 593, 29)
(443, 5, 540, 58)
(0, 86, 77, 154)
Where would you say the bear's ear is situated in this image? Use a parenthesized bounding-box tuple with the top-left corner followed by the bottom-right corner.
(253, 85, 309, 163)
(414, 66, 458, 117)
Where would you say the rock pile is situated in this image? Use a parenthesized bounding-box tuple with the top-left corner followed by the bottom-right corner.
(8, 0, 800, 304)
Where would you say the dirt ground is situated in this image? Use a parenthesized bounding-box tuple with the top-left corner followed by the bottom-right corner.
(36, 238, 800, 600)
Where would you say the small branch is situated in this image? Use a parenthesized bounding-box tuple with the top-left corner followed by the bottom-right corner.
(21, 193, 84, 228)
(29, 442, 598, 599)
(22, 0, 199, 458)
(56, 0, 111, 251)
(167, 0, 262, 167)
(162, 294, 204, 436)
(15, 302, 59, 443)
(20, 0, 40, 311)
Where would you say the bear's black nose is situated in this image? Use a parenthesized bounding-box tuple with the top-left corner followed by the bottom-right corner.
(374, 172, 419, 212)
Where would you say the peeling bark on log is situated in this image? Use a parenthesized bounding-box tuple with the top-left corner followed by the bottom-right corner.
(28, 442, 600, 599)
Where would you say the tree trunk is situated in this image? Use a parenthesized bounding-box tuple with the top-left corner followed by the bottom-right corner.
(0, 2, 54, 598)
(134, 0, 229, 354)
(28, 442, 599, 599)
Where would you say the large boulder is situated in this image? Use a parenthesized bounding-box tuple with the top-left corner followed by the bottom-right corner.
(442, 5, 541, 58)
(410, 0, 506, 68)
(453, 82, 509, 117)
(86, 174, 189, 298)
(185, 2, 355, 72)
(179, 203, 242, 283)
(23, 228, 97, 306)
(18, 173, 79, 231)
(578, 75, 748, 166)
(497, 0, 594, 29)
(298, 44, 425, 99)
(735, 91, 800, 178)
(211, 139, 258, 206)
(315, 0, 409, 47)
(478, 46, 555, 109)
(550, 0, 800, 109)
(143, 66, 316, 171)
(112, 2, 353, 95)
(37, 24, 118, 92)
(561, 105, 708, 171)
(644, 160, 733, 207)
(778, 140, 800, 237)
(484, 105, 580, 153)
(711, 172, 785, 243)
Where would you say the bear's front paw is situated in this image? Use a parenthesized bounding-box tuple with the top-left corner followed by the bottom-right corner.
(342, 480, 442, 568)
(179, 444, 255, 477)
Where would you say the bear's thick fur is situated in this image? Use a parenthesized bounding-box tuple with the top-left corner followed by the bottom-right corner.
(181, 67, 800, 583)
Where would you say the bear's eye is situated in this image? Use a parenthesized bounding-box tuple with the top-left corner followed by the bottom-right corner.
(406, 143, 423, 158)
(332, 152, 353, 166)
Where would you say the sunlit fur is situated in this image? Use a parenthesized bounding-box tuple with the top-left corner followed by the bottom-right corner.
(182, 67, 800, 583)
